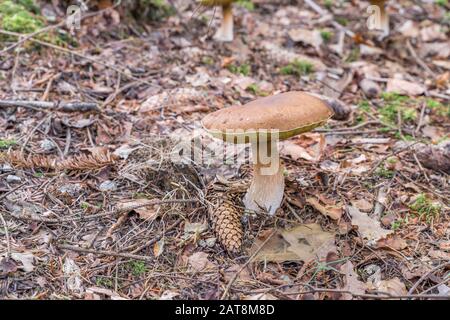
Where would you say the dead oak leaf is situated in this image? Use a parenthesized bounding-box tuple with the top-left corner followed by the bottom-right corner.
(339, 261, 367, 300)
(347, 205, 393, 244)
(188, 252, 216, 272)
(251, 224, 336, 263)
(306, 197, 343, 220)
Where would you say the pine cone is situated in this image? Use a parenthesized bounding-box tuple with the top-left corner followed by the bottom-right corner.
(210, 197, 243, 255)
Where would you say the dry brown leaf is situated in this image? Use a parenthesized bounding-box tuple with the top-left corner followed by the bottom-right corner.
(375, 235, 408, 250)
(117, 199, 160, 221)
(339, 261, 366, 300)
(306, 197, 343, 220)
(386, 78, 425, 96)
(188, 252, 216, 272)
(347, 205, 392, 244)
(153, 239, 165, 257)
(288, 28, 323, 52)
(372, 278, 408, 297)
(351, 198, 373, 212)
(250, 224, 336, 263)
(280, 133, 325, 162)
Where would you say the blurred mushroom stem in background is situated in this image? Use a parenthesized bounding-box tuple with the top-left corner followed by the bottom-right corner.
(215, 2, 233, 42)
(369, 0, 390, 39)
(200, 0, 235, 42)
(244, 136, 285, 216)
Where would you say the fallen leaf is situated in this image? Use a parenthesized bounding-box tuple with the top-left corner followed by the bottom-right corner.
(184, 221, 208, 235)
(280, 133, 325, 162)
(243, 293, 278, 300)
(251, 224, 336, 262)
(64, 257, 84, 293)
(347, 205, 393, 244)
(288, 28, 323, 52)
(429, 250, 450, 260)
(339, 261, 366, 300)
(0, 258, 18, 275)
(86, 287, 127, 300)
(117, 199, 160, 221)
(11, 252, 35, 273)
(420, 24, 447, 42)
(373, 277, 408, 297)
(153, 239, 165, 257)
(159, 290, 180, 300)
(188, 252, 215, 272)
(306, 197, 343, 220)
(375, 235, 408, 250)
(351, 199, 373, 212)
(386, 78, 425, 96)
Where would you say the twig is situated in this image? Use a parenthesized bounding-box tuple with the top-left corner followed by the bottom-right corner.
(0, 100, 99, 112)
(220, 230, 277, 300)
(0, 212, 11, 259)
(304, 0, 355, 38)
(57, 244, 153, 262)
(3, 199, 199, 224)
(0, 29, 153, 87)
(0, 182, 26, 201)
(406, 40, 436, 77)
(408, 262, 450, 295)
(367, 141, 420, 175)
(129, 218, 183, 254)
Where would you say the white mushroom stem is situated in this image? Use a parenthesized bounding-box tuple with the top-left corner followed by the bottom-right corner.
(379, 5, 390, 39)
(214, 3, 234, 42)
(243, 139, 284, 215)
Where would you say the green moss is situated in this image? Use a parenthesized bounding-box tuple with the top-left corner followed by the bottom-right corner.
(127, 261, 148, 276)
(280, 60, 314, 77)
(201, 56, 214, 66)
(320, 30, 333, 42)
(0, 139, 17, 148)
(375, 166, 394, 178)
(228, 62, 251, 76)
(2, 10, 43, 33)
(237, 0, 254, 10)
(410, 194, 441, 224)
(435, 0, 448, 7)
(96, 277, 113, 288)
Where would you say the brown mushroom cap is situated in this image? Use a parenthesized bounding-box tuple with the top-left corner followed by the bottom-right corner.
(199, 0, 235, 6)
(202, 91, 333, 142)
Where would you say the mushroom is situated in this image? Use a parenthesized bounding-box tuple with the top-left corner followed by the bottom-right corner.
(202, 91, 333, 215)
(200, 0, 235, 42)
(369, 0, 389, 39)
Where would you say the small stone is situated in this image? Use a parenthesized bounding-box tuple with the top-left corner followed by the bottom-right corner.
(1, 164, 13, 173)
(6, 175, 21, 183)
(98, 180, 117, 192)
(40, 139, 56, 152)
(58, 183, 83, 198)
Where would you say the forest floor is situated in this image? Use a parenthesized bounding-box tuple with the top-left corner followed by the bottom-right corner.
(0, 0, 449, 300)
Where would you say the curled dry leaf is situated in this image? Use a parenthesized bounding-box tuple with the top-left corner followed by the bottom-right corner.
(280, 133, 325, 162)
(306, 197, 343, 220)
(117, 199, 160, 221)
(153, 239, 165, 257)
(347, 205, 393, 244)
